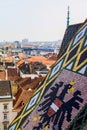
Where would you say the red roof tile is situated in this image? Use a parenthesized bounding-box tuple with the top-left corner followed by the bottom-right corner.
(7, 68, 18, 80)
(27, 56, 56, 66)
(13, 87, 34, 112)
(0, 70, 6, 80)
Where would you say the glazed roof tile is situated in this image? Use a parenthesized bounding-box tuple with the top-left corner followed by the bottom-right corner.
(58, 23, 83, 58)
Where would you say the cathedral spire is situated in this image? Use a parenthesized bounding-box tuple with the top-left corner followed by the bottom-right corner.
(67, 6, 70, 28)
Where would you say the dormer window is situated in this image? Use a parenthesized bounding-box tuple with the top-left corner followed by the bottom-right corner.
(21, 101, 25, 106)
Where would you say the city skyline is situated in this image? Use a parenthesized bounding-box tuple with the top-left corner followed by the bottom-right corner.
(0, 0, 86, 42)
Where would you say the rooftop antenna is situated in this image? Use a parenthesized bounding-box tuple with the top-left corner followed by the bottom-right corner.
(67, 6, 70, 28)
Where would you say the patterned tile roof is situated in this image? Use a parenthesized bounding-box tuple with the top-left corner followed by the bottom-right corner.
(58, 22, 83, 58)
(8, 20, 87, 130)
(67, 104, 87, 130)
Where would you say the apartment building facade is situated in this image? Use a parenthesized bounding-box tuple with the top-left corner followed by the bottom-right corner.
(0, 81, 17, 130)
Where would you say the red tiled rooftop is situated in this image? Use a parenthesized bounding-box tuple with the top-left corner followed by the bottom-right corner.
(27, 56, 56, 66)
(7, 68, 18, 80)
(13, 87, 34, 112)
(17, 60, 25, 67)
(17, 77, 31, 87)
(44, 53, 58, 60)
(0, 70, 6, 80)
(22, 76, 44, 90)
(18, 53, 25, 59)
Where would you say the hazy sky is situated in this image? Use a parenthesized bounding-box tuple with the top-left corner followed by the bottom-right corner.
(0, 0, 86, 42)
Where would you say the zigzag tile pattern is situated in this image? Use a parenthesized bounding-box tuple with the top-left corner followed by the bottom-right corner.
(8, 21, 87, 130)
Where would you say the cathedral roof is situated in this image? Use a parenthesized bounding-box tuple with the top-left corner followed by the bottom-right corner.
(8, 19, 87, 130)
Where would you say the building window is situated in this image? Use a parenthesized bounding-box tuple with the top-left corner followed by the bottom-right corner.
(3, 104, 8, 110)
(4, 113, 7, 120)
(3, 123, 7, 130)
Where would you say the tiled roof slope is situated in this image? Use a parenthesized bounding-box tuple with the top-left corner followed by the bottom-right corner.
(21, 76, 44, 90)
(67, 104, 87, 130)
(30, 62, 48, 74)
(13, 76, 44, 113)
(0, 80, 12, 100)
(44, 53, 58, 60)
(8, 20, 87, 130)
(16, 77, 32, 87)
(58, 22, 83, 58)
(27, 56, 56, 66)
(13, 87, 34, 112)
(0, 70, 6, 80)
(7, 68, 18, 80)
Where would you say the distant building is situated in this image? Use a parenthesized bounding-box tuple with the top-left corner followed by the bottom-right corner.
(13, 41, 21, 49)
(12, 48, 23, 56)
(22, 39, 29, 44)
(0, 80, 17, 130)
